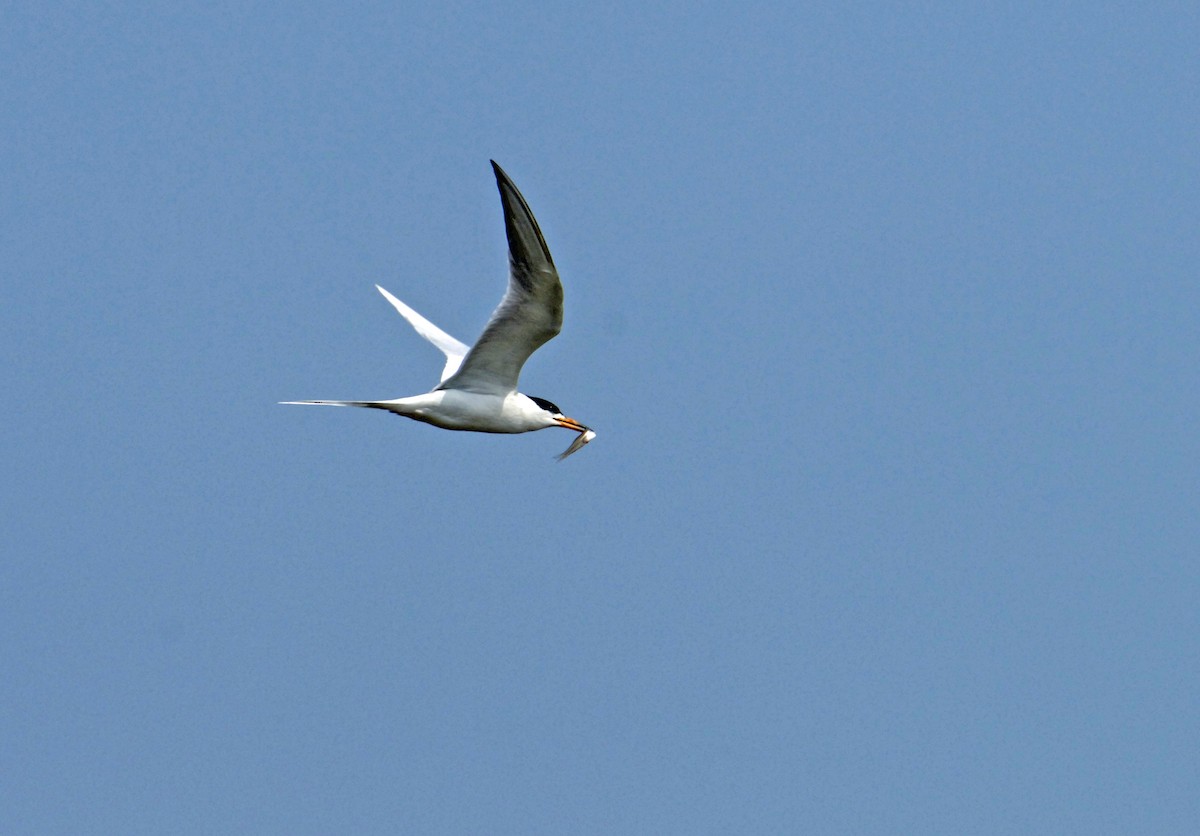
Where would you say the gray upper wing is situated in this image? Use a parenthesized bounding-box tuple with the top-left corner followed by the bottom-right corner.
(438, 161, 563, 395)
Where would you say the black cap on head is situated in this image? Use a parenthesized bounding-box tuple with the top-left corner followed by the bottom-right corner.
(529, 396, 562, 415)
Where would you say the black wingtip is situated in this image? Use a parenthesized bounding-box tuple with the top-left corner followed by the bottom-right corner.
(490, 159, 512, 189)
(491, 160, 556, 274)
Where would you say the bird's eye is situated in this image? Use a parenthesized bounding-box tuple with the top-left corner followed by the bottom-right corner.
(529, 396, 561, 415)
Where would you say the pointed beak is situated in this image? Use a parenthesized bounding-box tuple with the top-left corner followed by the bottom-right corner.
(556, 416, 589, 432)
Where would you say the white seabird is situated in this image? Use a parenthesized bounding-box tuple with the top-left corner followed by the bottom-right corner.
(282, 161, 595, 460)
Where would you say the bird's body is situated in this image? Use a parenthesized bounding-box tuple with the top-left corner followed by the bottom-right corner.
(293, 390, 562, 434)
(282, 161, 595, 459)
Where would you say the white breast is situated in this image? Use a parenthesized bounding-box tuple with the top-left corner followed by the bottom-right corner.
(398, 390, 548, 433)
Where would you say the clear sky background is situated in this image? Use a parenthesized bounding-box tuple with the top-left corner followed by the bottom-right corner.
(3, 3, 1197, 833)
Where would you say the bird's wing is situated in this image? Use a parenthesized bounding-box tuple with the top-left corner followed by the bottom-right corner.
(438, 161, 563, 395)
(375, 284, 470, 383)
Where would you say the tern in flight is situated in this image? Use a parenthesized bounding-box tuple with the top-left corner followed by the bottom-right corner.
(282, 161, 595, 460)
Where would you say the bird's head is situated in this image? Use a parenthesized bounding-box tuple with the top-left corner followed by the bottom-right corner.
(528, 395, 589, 433)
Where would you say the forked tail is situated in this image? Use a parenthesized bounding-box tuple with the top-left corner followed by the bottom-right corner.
(279, 400, 382, 409)
(280, 397, 422, 418)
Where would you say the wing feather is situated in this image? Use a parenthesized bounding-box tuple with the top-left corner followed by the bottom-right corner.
(375, 284, 469, 383)
(438, 161, 562, 395)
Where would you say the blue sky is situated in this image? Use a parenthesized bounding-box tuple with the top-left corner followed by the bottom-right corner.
(3, 3, 1198, 833)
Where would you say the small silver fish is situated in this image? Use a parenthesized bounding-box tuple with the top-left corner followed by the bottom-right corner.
(556, 428, 596, 461)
